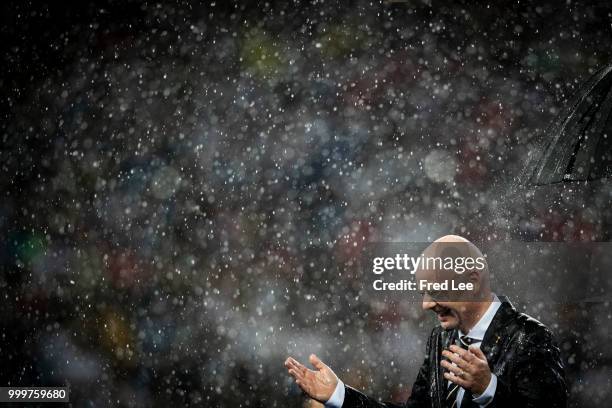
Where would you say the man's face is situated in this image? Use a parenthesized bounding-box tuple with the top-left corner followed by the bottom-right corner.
(422, 297, 467, 329)
(416, 266, 468, 329)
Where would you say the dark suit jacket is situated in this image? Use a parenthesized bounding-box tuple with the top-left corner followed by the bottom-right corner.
(342, 297, 568, 408)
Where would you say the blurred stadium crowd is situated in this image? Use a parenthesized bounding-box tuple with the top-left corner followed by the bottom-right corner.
(1, 1, 611, 406)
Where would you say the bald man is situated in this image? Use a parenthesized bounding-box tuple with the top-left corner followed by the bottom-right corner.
(285, 235, 567, 408)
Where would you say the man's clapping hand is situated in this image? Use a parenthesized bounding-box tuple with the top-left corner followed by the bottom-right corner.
(441, 344, 492, 395)
(285, 354, 339, 403)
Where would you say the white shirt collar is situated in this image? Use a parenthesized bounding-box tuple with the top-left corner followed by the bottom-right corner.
(459, 293, 501, 341)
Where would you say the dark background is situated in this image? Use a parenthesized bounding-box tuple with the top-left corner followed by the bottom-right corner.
(1, 1, 611, 407)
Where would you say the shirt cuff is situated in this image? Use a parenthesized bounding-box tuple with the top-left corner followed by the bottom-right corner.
(472, 374, 497, 407)
(324, 379, 345, 408)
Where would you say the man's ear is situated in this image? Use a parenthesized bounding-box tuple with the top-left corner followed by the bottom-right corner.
(468, 270, 480, 292)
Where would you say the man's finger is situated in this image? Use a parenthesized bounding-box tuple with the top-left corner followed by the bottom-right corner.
(309, 353, 325, 370)
(441, 360, 471, 378)
(448, 345, 475, 362)
(287, 357, 307, 370)
(468, 345, 487, 360)
(288, 368, 305, 382)
(285, 357, 295, 369)
(292, 370, 314, 396)
(285, 359, 300, 373)
(442, 350, 471, 370)
(287, 358, 311, 378)
(286, 357, 308, 375)
(444, 371, 469, 388)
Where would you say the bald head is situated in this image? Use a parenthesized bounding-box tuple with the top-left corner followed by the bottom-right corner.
(434, 234, 470, 243)
(418, 235, 493, 331)
(417, 235, 491, 300)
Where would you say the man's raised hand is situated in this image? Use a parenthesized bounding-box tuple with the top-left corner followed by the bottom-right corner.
(441, 344, 492, 395)
(285, 354, 339, 403)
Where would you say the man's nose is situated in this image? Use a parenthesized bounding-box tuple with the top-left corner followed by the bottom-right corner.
(422, 294, 436, 310)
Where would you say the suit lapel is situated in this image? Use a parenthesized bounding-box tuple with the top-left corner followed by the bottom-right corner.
(436, 328, 457, 406)
(458, 298, 514, 408)
(436, 297, 515, 408)
(480, 297, 515, 368)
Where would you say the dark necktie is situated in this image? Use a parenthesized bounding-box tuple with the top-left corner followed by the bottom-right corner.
(445, 335, 477, 408)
